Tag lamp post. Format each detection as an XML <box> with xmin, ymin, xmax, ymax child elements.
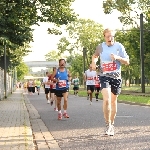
<box><xmin>4</xmin><ymin>43</ymin><xmax>7</xmax><ymax>98</ymax></box>
<box><xmin>140</xmin><ymin>13</ymin><xmax>145</xmax><ymax>93</ymax></box>
<box><xmin>83</xmin><ymin>48</ymin><xmax>86</xmax><ymax>89</ymax></box>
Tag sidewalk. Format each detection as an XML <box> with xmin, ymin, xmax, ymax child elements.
<box><xmin>0</xmin><ymin>89</ymin><xmax>34</xmax><ymax>150</ymax></box>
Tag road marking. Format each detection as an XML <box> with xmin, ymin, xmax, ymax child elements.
<box><xmin>116</xmin><ymin>116</ymin><xmax>133</xmax><ymax>118</ymax></box>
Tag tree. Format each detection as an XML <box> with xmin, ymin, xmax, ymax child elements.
<box><xmin>0</xmin><ymin>0</ymin><xmax>77</xmax><ymax>69</ymax></box>
<box><xmin>45</xmin><ymin>50</ymin><xmax>61</xmax><ymax>61</ymax></box>
<box><xmin>102</xmin><ymin>0</ymin><xmax>150</xmax><ymax>26</ymax></box>
<box><xmin>57</xmin><ymin>18</ymin><xmax>104</xmax><ymax>69</ymax></box>
<box><xmin>66</xmin><ymin>54</ymin><xmax>84</xmax><ymax>84</ymax></box>
<box><xmin>16</xmin><ymin>62</ymin><xmax>29</xmax><ymax>81</ymax></box>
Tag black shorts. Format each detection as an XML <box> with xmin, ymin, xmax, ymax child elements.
<box><xmin>28</xmin><ymin>87</ymin><xmax>32</xmax><ymax>92</ymax></box>
<box><xmin>100</xmin><ymin>76</ymin><xmax>122</xmax><ymax>95</ymax></box>
<box><xmin>50</xmin><ymin>89</ymin><xmax>56</xmax><ymax>93</ymax></box>
<box><xmin>95</xmin><ymin>87</ymin><xmax>100</xmax><ymax>92</ymax></box>
<box><xmin>45</xmin><ymin>88</ymin><xmax>50</xmax><ymax>94</ymax></box>
<box><xmin>32</xmin><ymin>87</ymin><xmax>35</xmax><ymax>93</ymax></box>
<box><xmin>87</xmin><ymin>85</ymin><xmax>95</xmax><ymax>93</ymax></box>
<box><xmin>73</xmin><ymin>87</ymin><xmax>79</xmax><ymax>90</ymax></box>
<box><xmin>55</xmin><ymin>89</ymin><xmax>67</xmax><ymax>97</ymax></box>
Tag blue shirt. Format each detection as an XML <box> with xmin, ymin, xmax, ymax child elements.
<box><xmin>99</xmin><ymin>42</ymin><xmax>129</xmax><ymax>78</ymax></box>
<box><xmin>55</xmin><ymin>68</ymin><xmax>69</xmax><ymax>90</ymax></box>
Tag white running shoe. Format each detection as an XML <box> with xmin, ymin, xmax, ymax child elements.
<box><xmin>105</xmin><ymin>125</ymin><xmax>114</xmax><ymax>136</ymax></box>
<box><xmin>47</xmin><ymin>100</ymin><xmax>50</xmax><ymax>104</ymax></box>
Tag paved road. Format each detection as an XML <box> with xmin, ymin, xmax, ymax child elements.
<box><xmin>26</xmin><ymin>91</ymin><xmax>150</xmax><ymax>150</ymax></box>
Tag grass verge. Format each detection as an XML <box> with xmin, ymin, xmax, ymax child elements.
<box><xmin>69</xmin><ymin>90</ymin><xmax>150</xmax><ymax>105</ymax></box>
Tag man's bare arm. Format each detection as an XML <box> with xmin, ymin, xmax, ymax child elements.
<box><xmin>51</xmin><ymin>70</ymin><xmax>57</xmax><ymax>82</ymax></box>
<box><xmin>68</xmin><ymin>70</ymin><xmax>72</xmax><ymax>81</ymax></box>
<box><xmin>92</xmin><ymin>45</ymin><xmax>100</xmax><ymax>69</ymax></box>
<box><xmin>83</xmin><ymin>73</ymin><xmax>87</xmax><ymax>82</ymax></box>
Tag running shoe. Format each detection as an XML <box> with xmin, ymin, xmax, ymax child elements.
<box><xmin>63</xmin><ymin>113</ymin><xmax>69</xmax><ymax>118</ymax></box>
<box><xmin>58</xmin><ymin>113</ymin><xmax>62</xmax><ymax>120</ymax></box>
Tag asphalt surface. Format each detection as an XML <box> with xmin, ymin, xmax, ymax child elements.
<box><xmin>26</xmin><ymin>90</ymin><xmax>150</xmax><ymax>150</ymax></box>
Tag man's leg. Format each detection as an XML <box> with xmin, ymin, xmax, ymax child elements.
<box><xmin>63</xmin><ymin>91</ymin><xmax>69</xmax><ymax>118</ymax></box>
<box><xmin>76</xmin><ymin>88</ymin><xmax>79</xmax><ymax>96</ymax></box>
<box><xmin>73</xmin><ymin>87</ymin><xmax>76</xmax><ymax>95</ymax></box>
<box><xmin>54</xmin><ymin>93</ymin><xmax>58</xmax><ymax>111</ymax></box>
<box><xmin>87</xmin><ymin>85</ymin><xmax>90</xmax><ymax>100</ymax></box>
<box><xmin>90</xmin><ymin>86</ymin><xmax>95</xmax><ymax>104</ymax></box>
<box><xmin>89</xmin><ymin>86</ymin><xmax>93</xmax><ymax>104</ymax></box>
<box><xmin>110</xmin><ymin>93</ymin><xmax>118</xmax><ymax>125</ymax></box>
<box><xmin>101</xmin><ymin>87</ymin><xmax>111</xmax><ymax>126</ymax></box>
<box><xmin>50</xmin><ymin>92</ymin><xmax>55</xmax><ymax>106</ymax></box>
<box><xmin>57</xmin><ymin>96</ymin><xmax>62</xmax><ymax>120</ymax></box>
<box><xmin>45</xmin><ymin>88</ymin><xmax>50</xmax><ymax>103</ymax></box>
<box><xmin>95</xmin><ymin>88</ymin><xmax>99</xmax><ymax>101</ymax></box>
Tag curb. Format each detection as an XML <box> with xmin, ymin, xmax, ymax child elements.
<box><xmin>23</xmin><ymin>93</ymin><xmax>61</xmax><ymax>150</ymax></box>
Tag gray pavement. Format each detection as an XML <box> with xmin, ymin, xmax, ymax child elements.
<box><xmin>0</xmin><ymin>89</ymin><xmax>34</xmax><ymax>150</ymax></box>
<box><xmin>1</xmin><ymin>89</ymin><xmax>150</xmax><ymax>150</ymax></box>
<box><xmin>25</xmin><ymin>90</ymin><xmax>150</xmax><ymax>150</ymax></box>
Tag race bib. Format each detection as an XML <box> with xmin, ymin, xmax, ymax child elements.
<box><xmin>87</xmin><ymin>77</ymin><xmax>93</xmax><ymax>80</ymax></box>
<box><xmin>102</xmin><ymin>61</ymin><xmax>117</xmax><ymax>74</ymax></box>
<box><xmin>58</xmin><ymin>80</ymin><xmax>66</xmax><ymax>88</ymax></box>
<box><xmin>95</xmin><ymin>80</ymin><xmax>99</xmax><ymax>85</ymax></box>
<box><xmin>52</xmin><ymin>83</ymin><xmax>56</xmax><ymax>89</ymax></box>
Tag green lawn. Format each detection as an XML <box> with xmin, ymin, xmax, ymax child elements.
<box><xmin>79</xmin><ymin>84</ymin><xmax>150</xmax><ymax>93</ymax></box>
<box><xmin>69</xmin><ymin>89</ymin><xmax>150</xmax><ymax>105</ymax></box>
<box><xmin>121</xmin><ymin>85</ymin><xmax>150</xmax><ymax>93</ymax></box>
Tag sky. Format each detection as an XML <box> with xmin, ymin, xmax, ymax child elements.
<box><xmin>23</xmin><ymin>0</ymin><xmax>123</xmax><ymax>71</ymax></box>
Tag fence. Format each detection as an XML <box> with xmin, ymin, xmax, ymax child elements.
<box><xmin>0</xmin><ymin>67</ymin><xmax>16</xmax><ymax>100</ymax></box>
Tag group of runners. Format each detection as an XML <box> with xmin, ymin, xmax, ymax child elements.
<box><xmin>23</xmin><ymin>79</ymin><xmax>42</xmax><ymax>95</ymax></box>
<box><xmin>23</xmin><ymin>28</ymin><xmax>129</xmax><ymax>136</ymax></box>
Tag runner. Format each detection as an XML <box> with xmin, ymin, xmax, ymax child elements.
<box><xmin>92</xmin><ymin>28</ymin><xmax>129</xmax><ymax>136</ymax></box>
<box><xmin>72</xmin><ymin>76</ymin><xmax>79</xmax><ymax>96</ymax></box>
<box><xmin>49</xmin><ymin>67</ymin><xmax>58</xmax><ymax>111</ymax></box>
<box><xmin>84</xmin><ymin>64</ymin><xmax>97</xmax><ymax>105</ymax></box>
<box><xmin>23</xmin><ymin>81</ymin><xmax>28</xmax><ymax>93</ymax></box>
<box><xmin>32</xmin><ymin>80</ymin><xmax>36</xmax><ymax>94</ymax></box>
<box><xmin>43</xmin><ymin>72</ymin><xmax>51</xmax><ymax>104</ymax></box>
<box><xmin>35</xmin><ymin>79</ymin><xmax>41</xmax><ymax>95</ymax></box>
<box><xmin>94</xmin><ymin>74</ymin><xmax>100</xmax><ymax>101</ymax></box>
<box><xmin>27</xmin><ymin>79</ymin><xmax>34</xmax><ymax>95</ymax></box>
<box><xmin>34</xmin><ymin>79</ymin><xmax>37</xmax><ymax>93</ymax></box>
<box><xmin>51</xmin><ymin>59</ymin><xmax>71</xmax><ymax>120</ymax></box>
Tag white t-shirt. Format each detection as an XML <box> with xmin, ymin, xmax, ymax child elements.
<box><xmin>85</xmin><ymin>69</ymin><xmax>97</xmax><ymax>85</ymax></box>
<box><xmin>43</xmin><ymin>77</ymin><xmax>50</xmax><ymax>88</ymax></box>
<box><xmin>28</xmin><ymin>80</ymin><xmax>33</xmax><ymax>87</ymax></box>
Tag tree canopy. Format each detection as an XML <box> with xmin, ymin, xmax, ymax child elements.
<box><xmin>103</xmin><ymin>0</ymin><xmax>150</xmax><ymax>27</ymax></box>
<box><xmin>0</xmin><ymin>0</ymin><xmax>77</xmax><ymax>71</ymax></box>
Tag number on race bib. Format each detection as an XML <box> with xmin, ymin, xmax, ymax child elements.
<box><xmin>58</xmin><ymin>80</ymin><xmax>66</xmax><ymax>88</ymax></box>
<box><xmin>95</xmin><ymin>80</ymin><xmax>99</xmax><ymax>85</ymax></box>
<box><xmin>52</xmin><ymin>83</ymin><xmax>56</xmax><ymax>89</ymax></box>
<box><xmin>102</xmin><ymin>62</ymin><xmax>117</xmax><ymax>73</ymax></box>
<box><xmin>87</xmin><ymin>77</ymin><xmax>93</xmax><ymax>80</ymax></box>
